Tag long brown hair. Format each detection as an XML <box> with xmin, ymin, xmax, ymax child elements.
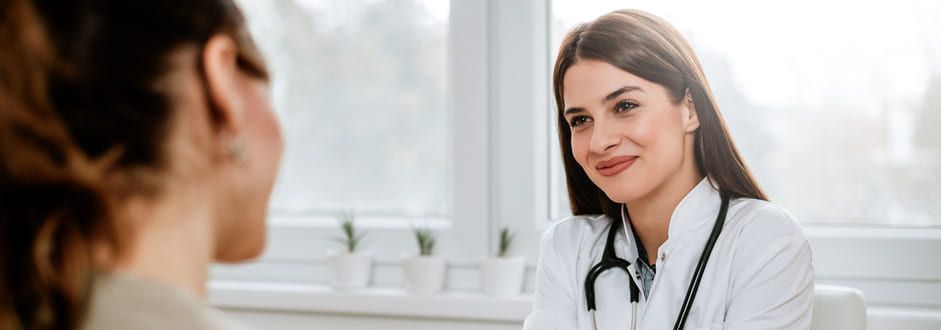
<box><xmin>553</xmin><ymin>9</ymin><xmax>767</xmax><ymax>220</ymax></box>
<box><xmin>0</xmin><ymin>0</ymin><xmax>268</xmax><ymax>329</ymax></box>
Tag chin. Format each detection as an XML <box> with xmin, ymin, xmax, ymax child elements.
<box><xmin>215</xmin><ymin>233</ymin><xmax>266</xmax><ymax>262</ymax></box>
<box><xmin>214</xmin><ymin>211</ymin><xmax>268</xmax><ymax>262</ymax></box>
<box><xmin>603</xmin><ymin>188</ymin><xmax>637</xmax><ymax>204</ymax></box>
<box><xmin>596</xmin><ymin>174</ymin><xmax>648</xmax><ymax>204</ymax></box>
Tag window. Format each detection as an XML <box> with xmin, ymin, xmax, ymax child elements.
<box><xmin>549</xmin><ymin>0</ymin><xmax>941</xmax><ymax>225</ymax></box>
<box><xmin>238</xmin><ymin>0</ymin><xmax>451</xmax><ymax>219</ymax></box>
<box><xmin>218</xmin><ymin>0</ymin><xmax>491</xmax><ymax>286</ymax></box>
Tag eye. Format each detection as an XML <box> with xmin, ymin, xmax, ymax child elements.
<box><xmin>568</xmin><ymin>115</ymin><xmax>591</xmax><ymax>128</ymax></box>
<box><xmin>614</xmin><ymin>100</ymin><xmax>638</xmax><ymax>113</ymax></box>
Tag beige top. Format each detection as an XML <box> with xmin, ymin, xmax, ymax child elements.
<box><xmin>83</xmin><ymin>272</ymin><xmax>251</xmax><ymax>330</ymax></box>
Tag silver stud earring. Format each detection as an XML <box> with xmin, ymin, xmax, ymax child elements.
<box><xmin>229</xmin><ymin>137</ymin><xmax>246</xmax><ymax>161</ymax></box>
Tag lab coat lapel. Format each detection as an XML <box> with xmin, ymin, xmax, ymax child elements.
<box><xmin>637</xmin><ymin>178</ymin><xmax>724</xmax><ymax>328</ymax></box>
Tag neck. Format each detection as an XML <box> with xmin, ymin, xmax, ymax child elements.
<box><xmin>106</xmin><ymin>186</ymin><xmax>216</xmax><ymax>299</ymax></box>
<box><xmin>626</xmin><ymin>166</ymin><xmax>702</xmax><ymax>264</ymax></box>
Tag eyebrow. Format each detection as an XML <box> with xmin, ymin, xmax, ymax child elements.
<box><xmin>563</xmin><ymin>85</ymin><xmax>644</xmax><ymax>116</ymax></box>
<box><xmin>603</xmin><ymin>85</ymin><xmax>643</xmax><ymax>103</ymax></box>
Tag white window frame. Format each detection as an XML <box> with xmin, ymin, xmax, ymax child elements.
<box><xmin>213</xmin><ymin>0</ymin><xmax>492</xmax><ymax>290</ymax></box>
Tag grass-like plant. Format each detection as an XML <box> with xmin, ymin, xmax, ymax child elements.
<box><xmin>331</xmin><ymin>211</ymin><xmax>366</xmax><ymax>253</ymax></box>
<box><xmin>412</xmin><ymin>227</ymin><xmax>436</xmax><ymax>256</ymax></box>
<box><xmin>496</xmin><ymin>227</ymin><xmax>515</xmax><ymax>257</ymax></box>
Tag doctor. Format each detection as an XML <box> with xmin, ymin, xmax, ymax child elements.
<box><xmin>524</xmin><ymin>9</ymin><xmax>815</xmax><ymax>330</ymax></box>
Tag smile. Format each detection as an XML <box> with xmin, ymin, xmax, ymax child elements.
<box><xmin>595</xmin><ymin>156</ymin><xmax>638</xmax><ymax>177</ymax></box>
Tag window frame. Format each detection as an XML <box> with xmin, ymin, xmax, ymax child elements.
<box><xmin>213</xmin><ymin>0</ymin><xmax>492</xmax><ymax>288</ymax></box>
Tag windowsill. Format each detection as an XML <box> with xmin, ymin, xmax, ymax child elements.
<box><xmin>208</xmin><ymin>281</ymin><xmax>941</xmax><ymax>327</ymax></box>
<box><xmin>208</xmin><ymin>226</ymin><xmax>940</xmax><ymax>323</ymax></box>
<box><xmin>207</xmin><ymin>281</ymin><xmax>533</xmax><ymax>322</ymax></box>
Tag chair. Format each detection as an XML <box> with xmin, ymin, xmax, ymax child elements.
<box><xmin>811</xmin><ymin>285</ymin><xmax>867</xmax><ymax>330</ymax></box>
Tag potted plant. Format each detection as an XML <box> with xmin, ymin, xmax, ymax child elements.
<box><xmin>401</xmin><ymin>227</ymin><xmax>446</xmax><ymax>294</ymax></box>
<box><xmin>480</xmin><ymin>227</ymin><xmax>526</xmax><ymax>296</ymax></box>
<box><xmin>326</xmin><ymin>211</ymin><xmax>372</xmax><ymax>290</ymax></box>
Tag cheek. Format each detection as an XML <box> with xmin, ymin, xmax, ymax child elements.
<box><xmin>243</xmin><ymin>84</ymin><xmax>282</xmax><ymax>221</ymax></box>
<box><xmin>570</xmin><ymin>132</ymin><xmax>591</xmax><ymax>169</ymax></box>
<box><xmin>214</xmin><ymin>82</ymin><xmax>280</xmax><ymax>262</ymax></box>
<box><xmin>636</xmin><ymin>109</ymin><xmax>686</xmax><ymax>164</ymax></box>
<box><xmin>245</xmin><ymin>83</ymin><xmax>284</xmax><ymax>163</ymax></box>
<box><xmin>621</xmin><ymin>114</ymin><xmax>658</xmax><ymax>148</ymax></box>
<box><xmin>256</xmin><ymin>107</ymin><xmax>283</xmax><ymax>158</ymax></box>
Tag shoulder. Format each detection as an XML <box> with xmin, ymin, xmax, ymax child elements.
<box><xmin>541</xmin><ymin>214</ymin><xmax>608</xmax><ymax>244</ymax></box>
<box><xmin>84</xmin><ymin>272</ymin><xmax>253</xmax><ymax>330</ymax></box>
<box><xmin>723</xmin><ymin>198</ymin><xmax>812</xmax><ymax>266</ymax></box>
<box><xmin>726</xmin><ymin>198</ymin><xmax>806</xmax><ymax>241</ymax></box>
<box><xmin>537</xmin><ymin>214</ymin><xmax>611</xmax><ymax>258</ymax></box>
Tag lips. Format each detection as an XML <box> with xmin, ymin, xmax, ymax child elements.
<box><xmin>595</xmin><ymin>155</ymin><xmax>638</xmax><ymax>177</ymax></box>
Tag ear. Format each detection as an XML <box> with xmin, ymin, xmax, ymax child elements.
<box><xmin>682</xmin><ymin>89</ymin><xmax>700</xmax><ymax>133</ymax></box>
<box><xmin>201</xmin><ymin>34</ymin><xmax>244</xmax><ymax>132</ymax></box>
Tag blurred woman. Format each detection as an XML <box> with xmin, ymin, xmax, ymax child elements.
<box><xmin>0</xmin><ymin>0</ymin><xmax>283</xmax><ymax>329</ymax></box>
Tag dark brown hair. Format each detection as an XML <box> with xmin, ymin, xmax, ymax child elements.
<box><xmin>0</xmin><ymin>0</ymin><xmax>268</xmax><ymax>329</ymax></box>
<box><xmin>553</xmin><ymin>9</ymin><xmax>767</xmax><ymax>220</ymax></box>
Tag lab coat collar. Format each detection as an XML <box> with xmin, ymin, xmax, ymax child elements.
<box><xmin>620</xmin><ymin>178</ymin><xmax>721</xmax><ymax>257</ymax></box>
<box><xmin>666</xmin><ymin>177</ymin><xmax>722</xmax><ymax>240</ymax></box>
<box><xmin>615</xmin><ymin>215</ymin><xmax>639</xmax><ymax>263</ymax></box>
<box><xmin>612</xmin><ymin>220</ymin><xmax>643</xmax><ymax>299</ymax></box>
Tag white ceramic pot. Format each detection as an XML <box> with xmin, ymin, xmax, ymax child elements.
<box><xmin>401</xmin><ymin>255</ymin><xmax>447</xmax><ymax>294</ymax></box>
<box><xmin>327</xmin><ymin>251</ymin><xmax>373</xmax><ymax>290</ymax></box>
<box><xmin>481</xmin><ymin>256</ymin><xmax>526</xmax><ymax>296</ymax></box>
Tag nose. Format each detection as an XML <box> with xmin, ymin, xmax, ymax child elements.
<box><xmin>588</xmin><ymin>116</ymin><xmax>620</xmax><ymax>154</ymax></box>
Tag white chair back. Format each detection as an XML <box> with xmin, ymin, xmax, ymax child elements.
<box><xmin>811</xmin><ymin>285</ymin><xmax>867</xmax><ymax>330</ymax></box>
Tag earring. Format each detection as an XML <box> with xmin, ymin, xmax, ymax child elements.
<box><xmin>228</xmin><ymin>135</ymin><xmax>246</xmax><ymax>161</ymax></box>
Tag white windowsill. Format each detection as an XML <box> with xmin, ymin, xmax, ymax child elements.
<box><xmin>208</xmin><ymin>226</ymin><xmax>939</xmax><ymax>324</ymax></box>
<box><xmin>207</xmin><ymin>281</ymin><xmax>533</xmax><ymax>322</ymax></box>
<box><xmin>208</xmin><ymin>281</ymin><xmax>941</xmax><ymax>328</ymax></box>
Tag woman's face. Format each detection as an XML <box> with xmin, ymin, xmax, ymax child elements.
<box><xmin>562</xmin><ymin>60</ymin><xmax>698</xmax><ymax>203</ymax></box>
<box><xmin>165</xmin><ymin>38</ymin><xmax>284</xmax><ymax>262</ymax></box>
<box><xmin>214</xmin><ymin>73</ymin><xmax>283</xmax><ymax>261</ymax></box>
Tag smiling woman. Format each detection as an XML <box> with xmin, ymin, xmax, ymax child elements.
<box><xmin>525</xmin><ymin>9</ymin><xmax>814</xmax><ymax>329</ymax></box>
<box><xmin>562</xmin><ymin>62</ymin><xmax>704</xmax><ymax>204</ymax></box>
<box><xmin>553</xmin><ymin>10</ymin><xmax>766</xmax><ymax>219</ymax></box>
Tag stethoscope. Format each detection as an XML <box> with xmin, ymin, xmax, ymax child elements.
<box><xmin>585</xmin><ymin>192</ymin><xmax>731</xmax><ymax>330</ymax></box>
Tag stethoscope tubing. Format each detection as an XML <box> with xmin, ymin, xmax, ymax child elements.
<box><xmin>586</xmin><ymin>192</ymin><xmax>731</xmax><ymax>330</ymax></box>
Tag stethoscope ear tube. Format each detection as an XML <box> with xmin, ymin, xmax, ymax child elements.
<box><xmin>673</xmin><ymin>192</ymin><xmax>731</xmax><ymax>330</ymax></box>
<box><xmin>584</xmin><ymin>191</ymin><xmax>732</xmax><ymax>330</ymax></box>
<box><xmin>585</xmin><ymin>214</ymin><xmax>629</xmax><ymax>312</ymax></box>
<box><xmin>585</xmin><ymin>208</ymin><xmax>643</xmax><ymax>329</ymax></box>
<box><xmin>584</xmin><ymin>262</ymin><xmax>606</xmax><ymax>311</ymax></box>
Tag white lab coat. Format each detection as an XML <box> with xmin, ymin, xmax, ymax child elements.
<box><xmin>524</xmin><ymin>179</ymin><xmax>815</xmax><ymax>329</ymax></box>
